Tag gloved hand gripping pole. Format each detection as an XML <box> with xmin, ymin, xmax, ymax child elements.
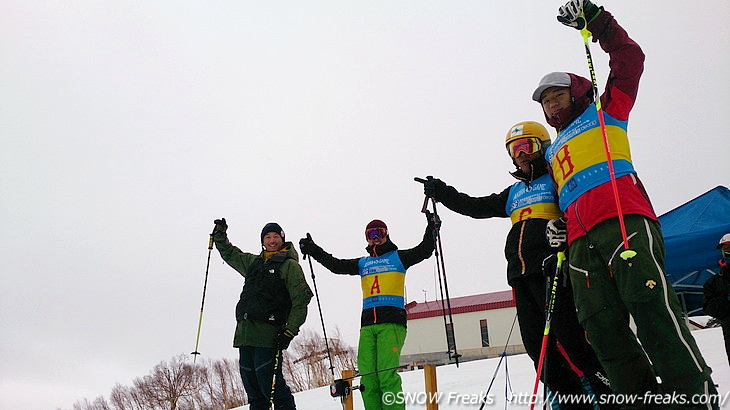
<box><xmin>415</xmin><ymin>176</ymin><xmax>462</xmax><ymax>367</ymax></box>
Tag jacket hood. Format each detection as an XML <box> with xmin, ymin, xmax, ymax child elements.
<box><xmin>543</xmin><ymin>73</ymin><xmax>594</xmax><ymax>130</ymax></box>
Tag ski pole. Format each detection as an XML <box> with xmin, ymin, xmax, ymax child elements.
<box><xmin>541</xmin><ymin>275</ymin><xmax>553</xmax><ymax>410</ymax></box>
<box><xmin>578</xmin><ymin>18</ymin><xmax>636</xmax><ymax>261</ymax></box>
<box><xmin>416</xmin><ymin>179</ymin><xmax>452</xmax><ymax>363</ymax></box>
<box><xmin>344</xmin><ymin>364</ymin><xmax>409</xmax><ymax>380</ymax></box>
<box><xmin>303</xmin><ymin>233</ymin><xmax>336</xmax><ymax>381</ymax></box>
<box><xmin>415</xmin><ymin>176</ymin><xmax>462</xmax><ymax>367</ymax></box>
<box><xmin>269</xmin><ymin>349</ymin><xmax>281</xmax><ymax>410</ymax></box>
<box><xmin>330</xmin><ymin>364</ymin><xmax>410</xmax><ymax>399</ymax></box>
<box><xmin>431</xmin><ymin>196</ymin><xmax>462</xmax><ymax>367</ymax></box>
<box><xmin>529</xmin><ymin>252</ymin><xmax>565</xmax><ymax>410</ymax></box>
<box><xmin>191</xmin><ymin>226</ymin><xmax>216</xmax><ymax>363</ymax></box>
<box><xmin>434</xmin><ymin>261</ymin><xmax>453</xmax><ymax>362</ymax></box>
<box><xmin>478</xmin><ymin>313</ymin><xmax>518</xmax><ymax>410</ymax></box>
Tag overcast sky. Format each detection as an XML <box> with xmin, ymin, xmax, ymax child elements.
<box><xmin>1</xmin><ymin>1</ymin><xmax>729</xmax><ymax>409</ymax></box>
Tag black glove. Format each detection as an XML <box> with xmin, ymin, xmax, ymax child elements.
<box><xmin>426</xmin><ymin>210</ymin><xmax>441</xmax><ymax>231</ymax></box>
<box><xmin>546</xmin><ymin>217</ymin><xmax>567</xmax><ymax>251</ymax></box>
<box><xmin>213</xmin><ymin>218</ymin><xmax>228</xmax><ymax>233</ymax></box>
<box><xmin>557</xmin><ymin>0</ymin><xmax>600</xmax><ymax>30</ymax></box>
<box><xmin>299</xmin><ymin>233</ymin><xmax>317</xmax><ymax>257</ymax></box>
<box><xmin>276</xmin><ymin>328</ymin><xmax>295</xmax><ymax>350</ymax></box>
<box><xmin>422</xmin><ymin>177</ymin><xmax>446</xmax><ymax>200</ymax></box>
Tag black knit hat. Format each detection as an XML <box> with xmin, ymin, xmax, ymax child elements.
<box><xmin>261</xmin><ymin>222</ymin><xmax>285</xmax><ymax>244</ymax></box>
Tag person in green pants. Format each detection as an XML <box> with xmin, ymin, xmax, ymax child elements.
<box><xmin>534</xmin><ymin>0</ymin><xmax>717</xmax><ymax>407</ymax></box>
<box><xmin>299</xmin><ymin>214</ymin><xmax>436</xmax><ymax>410</ymax></box>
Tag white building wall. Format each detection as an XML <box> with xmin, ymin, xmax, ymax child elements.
<box><xmin>402</xmin><ymin>315</ymin><xmax>449</xmax><ymax>355</ymax></box>
<box><xmin>402</xmin><ymin>306</ymin><xmax>523</xmax><ymax>356</ymax></box>
<box><xmin>453</xmin><ymin>308</ymin><xmax>522</xmax><ymax>350</ymax></box>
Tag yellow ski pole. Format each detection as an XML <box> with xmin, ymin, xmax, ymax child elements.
<box><xmin>191</xmin><ymin>227</ymin><xmax>216</xmax><ymax>363</ymax></box>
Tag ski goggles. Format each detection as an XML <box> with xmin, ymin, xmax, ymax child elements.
<box><xmin>366</xmin><ymin>227</ymin><xmax>387</xmax><ymax>240</ymax></box>
<box><xmin>507</xmin><ymin>137</ymin><xmax>542</xmax><ymax>158</ymax></box>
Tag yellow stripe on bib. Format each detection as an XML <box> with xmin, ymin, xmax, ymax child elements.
<box><xmin>509</xmin><ymin>201</ymin><xmax>563</xmax><ymax>224</ymax></box>
<box><xmin>360</xmin><ymin>271</ymin><xmax>405</xmax><ymax>299</ymax></box>
<box><xmin>551</xmin><ymin>125</ymin><xmax>631</xmax><ymax>188</ymax></box>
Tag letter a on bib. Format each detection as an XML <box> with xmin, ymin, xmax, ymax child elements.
<box><xmin>370</xmin><ymin>275</ymin><xmax>381</xmax><ymax>295</ymax></box>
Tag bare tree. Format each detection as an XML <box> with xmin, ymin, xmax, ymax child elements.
<box><xmin>329</xmin><ymin>328</ymin><xmax>357</xmax><ymax>375</ymax></box>
<box><xmin>289</xmin><ymin>329</ymin><xmax>326</xmax><ymax>389</ymax></box>
<box><xmin>72</xmin><ymin>398</ymin><xmax>93</xmax><ymax>410</ymax></box>
<box><xmin>187</xmin><ymin>357</ymin><xmax>246</xmax><ymax>409</ymax></box>
<box><xmin>186</xmin><ymin>360</ymin><xmax>214</xmax><ymax>409</ymax></box>
<box><xmin>109</xmin><ymin>383</ymin><xmax>147</xmax><ymax>410</ymax></box>
<box><xmin>127</xmin><ymin>384</ymin><xmax>150</xmax><ymax>409</ymax></box>
<box><xmin>66</xmin><ymin>328</ymin><xmax>356</xmax><ymax>409</ymax></box>
<box><xmin>133</xmin><ymin>354</ymin><xmax>204</xmax><ymax>410</ymax></box>
<box><xmin>285</xmin><ymin>327</ymin><xmax>357</xmax><ymax>390</ymax></box>
<box><xmin>93</xmin><ymin>396</ymin><xmax>112</xmax><ymax>410</ymax></box>
<box><xmin>211</xmin><ymin>357</ymin><xmax>245</xmax><ymax>408</ymax></box>
<box><xmin>72</xmin><ymin>395</ymin><xmax>110</xmax><ymax>410</ymax></box>
<box><xmin>109</xmin><ymin>384</ymin><xmax>130</xmax><ymax>410</ymax></box>
<box><xmin>281</xmin><ymin>350</ymin><xmax>308</xmax><ymax>393</ymax></box>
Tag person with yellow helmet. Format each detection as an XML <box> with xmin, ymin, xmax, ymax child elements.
<box><xmin>419</xmin><ymin>121</ymin><xmax>613</xmax><ymax>408</ymax></box>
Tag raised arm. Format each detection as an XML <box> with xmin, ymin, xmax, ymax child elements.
<box><xmin>398</xmin><ymin>213</ymin><xmax>437</xmax><ymax>269</ymax></box>
<box><xmin>422</xmin><ymin>177</ymin><xmax>510</xmax><ymax>219</ymax></box>
<box><xmin>593</xmin><ymin>9</ymin><xmax>644</xmax><ymax>121</ymax></box>
<box><xmin>298</xmin><ymin>234</ymin><xmax>360</xmax><ymax>275</ymax></box>
<box><xmin>213</xmin><ymin>229</ymin><xmax>257</xmax><ymax>276</ymax></box>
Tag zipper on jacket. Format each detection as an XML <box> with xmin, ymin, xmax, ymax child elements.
<box><xmin>371</xmin><ymin>245</ymin><xmax>379</xmax><ymax>324</ymax></box>
<box><xmin>517</xmin><ymin>222</ymin><xmax>527</xmax><ymax>275</ymax></box>
<box><xmin>575</xmin><ymin>200</ymin><xmax>589</xmax><ymax>238</ymax></box>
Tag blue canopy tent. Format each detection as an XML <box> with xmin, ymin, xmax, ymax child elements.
<box><xmin>658</xmin><ymin>185</ymin><xmax>730</xmax><ymax>317</ymax></box>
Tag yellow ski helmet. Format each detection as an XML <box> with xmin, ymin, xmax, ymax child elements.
<box><xmin>505</xmin><ymin>121</ymin><xmax>551</xmax><ymax>157</ymax></box>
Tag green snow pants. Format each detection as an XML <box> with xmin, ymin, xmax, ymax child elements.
<box><xmin>357</xmin><ymin>323</ymin><xmax>406</xmax><ymax>410</ymax></box>
<box><xmin>568</xmin><ymin>215</ymin><xmax>718</xmax><ymax>409</ymax></box>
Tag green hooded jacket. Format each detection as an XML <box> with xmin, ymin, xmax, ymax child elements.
<box><xmin>214</xmin><ymin>232</ymin><xmax>313</xmax><ymax>348</ymax></box>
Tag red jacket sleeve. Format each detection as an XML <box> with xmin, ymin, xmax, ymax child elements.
<box><xmin>589</xmin><ymin>9</ymin><xmax>645</xmax><ymax>121</ymax></box>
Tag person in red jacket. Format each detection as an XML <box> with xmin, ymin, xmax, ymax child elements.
<box><xmin>532</xmin><ymin>0</ymin><xmax>717</xmax><ymax>407</ymax></box>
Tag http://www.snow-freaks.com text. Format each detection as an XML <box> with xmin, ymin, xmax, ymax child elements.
<box><xmin>381</xmin><ymin>390</ymin><xmax>729</xmax><ymax>407</ymax></box>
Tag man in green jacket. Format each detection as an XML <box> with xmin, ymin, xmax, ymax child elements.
<box><xmin>213</xmin><ymin>219</ymin><xmax>313</xmax><ymax>410</ymax></box>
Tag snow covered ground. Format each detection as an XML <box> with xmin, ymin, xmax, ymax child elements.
<box><xmin>237</xmin><ymin>327</ymin><xmax>729</xmax><ymax>409</ymax></box>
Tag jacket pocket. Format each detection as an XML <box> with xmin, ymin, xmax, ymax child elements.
<box><xmin>610</xmin><ymin>253</ymin><xmax>664</xmax><ymax>304</ymax></box>
<box><xmin>568</xmin><ymin>261</ymin><xmax>607</xmax><ymax>323</ymax></box>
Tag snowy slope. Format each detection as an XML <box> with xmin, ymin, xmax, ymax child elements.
<box><xmin>236</xmin><ymin>327</ymin><xmax>729</xmax><ymax>409</ymax></box>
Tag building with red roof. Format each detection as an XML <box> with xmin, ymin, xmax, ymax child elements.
<box><xmin>400</xmin><ymin>290</ymin><xmax>526</xmax><ymax>366</ymax></box>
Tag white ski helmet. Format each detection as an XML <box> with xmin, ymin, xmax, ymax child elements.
<box><xmin>717</xmin><ymin>233</ymin><xmax>730</xmax><ymax>249</ymax></box>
